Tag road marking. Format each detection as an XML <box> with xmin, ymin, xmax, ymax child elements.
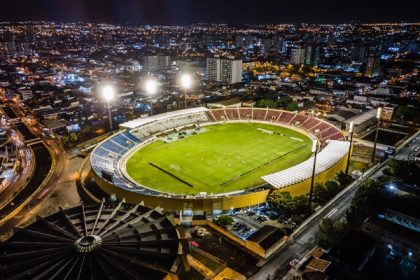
<box><xmin>324</xmin><ymin>208</ymin><xmax>338</xmax><ymax>219</ymax></box>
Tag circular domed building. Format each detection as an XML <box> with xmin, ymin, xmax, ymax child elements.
<box><xmin>0</xmin><ymin>200</ymin><xmax>187</xmax><ymax>280</ymax></box>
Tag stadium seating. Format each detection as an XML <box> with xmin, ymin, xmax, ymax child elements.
<box><xmin>262</xmin><ymin>140</ymin><xmax>350</xmax><ymax>189</ymax></box>
<box><xmin>224</xmin><ymin>108</ymin><xmax>239</xmax><ymax>120</ymax></box>
<box><xmin>238</xmin><ymin>108</ymin><xmax>252</xmax><ymax>119</ymax></box>
<box><xmin>91</xmin><ymin>107</ymin><xmax>346</xmax><ymax>196</ymax></box>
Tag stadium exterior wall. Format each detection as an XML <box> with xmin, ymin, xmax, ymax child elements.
<box><xmin>91</xmin><ymin>170</ymin><xmax>270</xmax><ymax>211</ymax></box>
<box><xmin>92</xmin><ymin>149</ymin><xmax>348</xmax><ymax>211</ymax></box>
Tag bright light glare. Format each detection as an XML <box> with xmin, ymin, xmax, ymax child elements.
<box><xmin>144</xmin><ymin>79</ymin><xmax>158</xmax><ymax>95</ymax></box>
<box><xmin>377</xmin><ymin>107</ymin><xmax>382</xmax><ymax>119</ymax></box>
<box><xmin>349</xmin><ymin>121</ymin><xmax>354</xmax><ymax>133</ymax></box>
<box><xmin>312</xmin><ymin>140</ymin><xmax>318</xmax><ymax>153</ymax></box>
<box><xmin>102</xmin><ymin>85</ymin><xmax>115</xmax><ymax>102</ymax></box>
<box><xmin>180</xmin><ymin>73</ymin><xmax>192</xmax><ymax>89</ymax></box>
<box><xmin>387</xmin><ymin>183</ymin><xmax>396</xmax><ymax>191</ymax></box>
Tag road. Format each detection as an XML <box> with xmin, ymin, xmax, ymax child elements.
<box><xmin>0</xmin><ymin>137</ymin><xmax>33</xmax><ymax>209</ymax></box>
<box><xmin>0</xmin><ymin>100</ymin><xmax>68</xmax><ymax>238</ymax></box>
<box><xmin>250</xmin><ymin>135</ymin><xmax>419</xmax><ymax>280</ymax></box>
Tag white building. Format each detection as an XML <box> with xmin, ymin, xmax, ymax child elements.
<box><xmin>206</xmin><ymin>57</ymin><xmax>242</xmax><ymax>84</ymax></box>
<box><xmin>290</xmin><ymin>47</ymin><xmax>306</xmax><ymax>65</ymax></box>
<box><xmin>144</xmin><ymin>55</ymin><xmax>170</xmax><ymax>72</ymax></box>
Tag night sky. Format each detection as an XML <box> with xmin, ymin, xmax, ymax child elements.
<box><xmin>2</xmin><ymin>0</ymin><xmax>419</xmax><ymax>24</ymax></box>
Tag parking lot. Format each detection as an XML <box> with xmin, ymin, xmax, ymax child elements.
<box><xmin>221</xmin><ymin>206</ymin><xmax>301</xmax><ymax>239</ymax></box>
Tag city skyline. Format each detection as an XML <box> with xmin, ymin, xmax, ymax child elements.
<box><xmin>0</xmin><ymin>4</ymin><xmax>419</xmax><ymax>279</ymax></box>
<box><xmin>1</xmin><ymin>0</ymin><xmax>419</xmax><ymax>24</ymax></box>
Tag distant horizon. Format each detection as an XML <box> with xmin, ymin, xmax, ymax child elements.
<box><xmin>1</xmin><ymin>0</ymin><xmax>418</xmax><ymax>25</ymax></box>
<box><xmin>1</xmin><ymin>21</ymin><xmax>419</xmax><ymax>26</ymax></box>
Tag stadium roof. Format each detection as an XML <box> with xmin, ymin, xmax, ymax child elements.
<box><xmin>262</xmin><ymin>140</ymin><xmax>350</xmax><ymax>189</ymax></box>
<box><xmin>0</xmin><ymin>201</ymin><xmax>186</xmax><ymax>280</ymax></box>
<box><xmin>344</xmin><ymin>109</ymin><xmax>377</xmax><ymax>125</ymax></box>
<box><xmin>120</xmin><ymin>107</ymin><xmax>209</xmax><ymax>129</ymax></box>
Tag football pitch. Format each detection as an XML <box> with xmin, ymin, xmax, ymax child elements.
<box><xmin>125</xmin><ymin>123</ymin><xmax>313</xmax><ymax>195</ymax></box>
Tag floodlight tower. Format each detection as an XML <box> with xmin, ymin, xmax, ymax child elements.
<box><xmin>371</xmin><ymin>107</ymin><xmax>382</xmax><ymax>163</ymax></box>
<box><xmin>345</xmin><ymin>121</ymin><xmax>354</xmax><ymax>175</ymax></box>
<box><xmin>180</xmin><ymin>73</ymin><xmax>192</xmax><ymax>109</ymax></box>
<box><xmin>144</xmin><ymin>79</ymin><xmax>158</xmax><ymax>116</ymax></box>
<box><xmin>101</xmin><ymin>84</ymin><xmax>116</xmax><ymax>132</ymax></box>
<box><xmin>309</xmin><ymin>139</ymin><xmax>319</xmax><ymax>210</ymax></box>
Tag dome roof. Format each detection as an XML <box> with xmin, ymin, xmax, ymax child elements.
<box><xmin>0</xmin><ymin>200</ymin><xmax>186</xmax><ymax>280</ymax></box>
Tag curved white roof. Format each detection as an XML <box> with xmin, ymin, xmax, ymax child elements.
<box><xmin>262</xmin><ymin>140</ymin><xmax>350</xmax><ymax>189</ymax></box>
<box><xmin>120</xmin><ymin>107</ymin><xmax>209</xmax><ymax>129</ymax></box>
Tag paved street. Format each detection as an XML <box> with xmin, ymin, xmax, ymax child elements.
<box><xmin>250</xmin><ymin>135</ymin><xmax>419</xmax><ymax>280</ymax></box>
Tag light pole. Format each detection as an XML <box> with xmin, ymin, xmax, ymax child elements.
<box><xmin>180</xmin><ymin>73</ymin><xmax>192</xmax><ymax>109</ymax></box>
<box><xmin>144</xmin><ymin>79</ymin><xmax>158</xmax><ymax>116</ymax></box>
<box><xmin>345</xmin><ymin>121</ymin><xmax>354</xmax><ymax>175</ymax></box>
<box><xmin>101</xmin><ymin>84</ymin><xmax>116</xmax><ymax>132</ymax></box>
<box><xmin>309</xmin><ymin>139</ymin><xmax>318</xmax><ymax>210</ymax></box>
<box><xmin>371</xmin><ymin>107</ymin><xmax>382</xmax><ymax>163</ymax></box>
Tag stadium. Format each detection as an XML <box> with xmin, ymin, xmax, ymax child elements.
<box><xmin>88</xmin><ymin>107</ymin><xmax>350</xmax><ymax>214</ymax></box>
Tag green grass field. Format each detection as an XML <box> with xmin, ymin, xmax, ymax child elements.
<box><xmin>126</xmin><ymin>123</ymin><xmax>313</xmax><ymax>194</ymax></box>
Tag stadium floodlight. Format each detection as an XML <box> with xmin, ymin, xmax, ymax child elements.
<box><xmin>309</xmin><ymin>139</ymin><xmax>319</xmax><ymax>209</ymax></box>
<box><xmin>144</xmin><ymin>79</ymin><xmax>158</xmax><ymax>95</ymax></box>
<box><xmin>345</xmin><ymin>121</ymin><xmax>354</xmax><ymax>175</ymax></box>
<box><xmin>312</xmin><ymin>139</ymin><xmax>318</xmax><ymax>153</ymax></box>
<box><xmin>180</xmin><ymin>73</ymin><xmax>192</xmax><ymax>109</ymax></box>
<box><xmin>371</xmin><ymin>107</ymin><xmax>382</xmax><ymax>163</ymax></box>
<box><xmin>376</xmin><ymin>107</ymin><xmax>382</xmax><ymax>119</ymax></box>
<box><xmin>144</xmin><ymin>78</ymin><xmax>158</xmax><ymax>115</ymax></box>
<box><xmin>101</xmin><ymin>84</ymin><xmax>116</xmax><ymax>132</ymax></box>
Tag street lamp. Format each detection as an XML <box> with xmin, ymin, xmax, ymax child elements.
<box><xmin>371</xmin><ymin>107</ymin><xmax>382</xmax><ymax>163</ymax></box>
<box><xmin>101</xmin><ymin>84</ymin><xmax>116</xmax><ymax>132</ymax></box>
<box><xmin>309</xmin><ymin>139</ymin><xmax>318</xmax><ymax>210</ymax></box>
<box><xmin>345</xmin><ymin>121</ymin><xmax>354</xmax><ymax>175</ymax></box>
<box><xmin>144</xmin><ymin>79</ymin><xmax>158</xmax><ymax>116</ymax></box>
<box><xmin>180</xmin><ymin>73</ymin><xmax>192</xmax><ymax>109</ymax></box>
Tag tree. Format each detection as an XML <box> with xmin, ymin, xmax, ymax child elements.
<box><xmin>313</xmin><ymin>183</ymin><xmax>330</xmax><ymax>203</ymax></box>
<box><xmin>396</xmin><ymin>105</ymin><xmax>420</xmax><ymax>123</ymax></box>
<box><xmin>381</xmin><ymin>159</ymin><xmax>420</xmax><ymax>185</ymax></box>
<box><xmin>336</xmin><ymin>171</ymin><xmax>354</xmax><ymax>187</ymax></box>
<box><xmin>286</xmin><ymin>101</ymin><xmax>299</xmax><ymax>112</ymax></box>
<box><xmin>267</xmin><ymin>191</ymin><xmax>294</xmax><ymax>214</ymax></box>
<box><xmin>216</xmin><ymin>215</ymin><xmax>234</xmax><ymax>227</ymax></box>
<box><xmin>325</xmin><ymin>180</ymin><xmax>340</xmax><ymax>197</ymax></box>
<box><xmin>317</xmin><ymin>218</ymin><xmax>347</xmax><ymax>247</ymax></box>
<box><xmin>278</xmin><ymin>95</ymin><xmax>292</xmax><ymax>107</ymax></box>
<box><xmin>346</xmin><ymin>179</ymin><xmax>383</xmax><ymax>228</ymax></box>
<box><xmin>69</xmin><ymin>132</ymin><xmax>78</xmax><ymax>143</ymax></box>
<box><xmin>61</xmin><ymin>136</ymin><xmax>69</xmax><ymax>145</ymax></box>
<box><xmin>256</xmin><ymin>99</ymin><xmax>278</xmax><ymax>108</ymax></box>
<box><xmin>292</xmin><ymin>195</ymin><xmax>311</xmax><ymax>215</ymax></box>
<box><xmin>304</xmin><ymin>101</ymin><xmax>316</xmax><ymax>110</ymax></box>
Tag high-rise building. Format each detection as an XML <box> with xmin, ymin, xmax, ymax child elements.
<box><xmin>262</xmin><ymin>36</ymin><xmax>282</xmax><ymax>53</ymax></box>
<box><xmin>290</xmin><ymin>47</ymin><xmax>306</xmax><ymax>65</ymax></box>
<box><xmin>0</xmin><ymin>41</ymin><xmax>30</xmax><ymax>55</ymax></box>
<box><xmin>207</xmin><ymin>57</ymin><xmax>242</xmax><ymax>84</ymax></box>
<box><xmin>290</xmin><ymin>45</ymin><xmax>320</xmax><ymax>66</ymax></box>
<box><xmin>365</xmin><ymin>54</ymin><xmax>381</xmax><ymax>77</ymax></box>
<box><xmin>143</xmin><ymin>54</ymin><xmax>171</xmax><ymax>72</ymax></box>
<box><xmin>235</xmin><ymin>34</ymin><xmax>254</xmax><ymax>49</ymax></box>
<box><xmin>207</xmin><ymin>57</ymin><xmax>221</xmax><ymax>81</ymax></box>
<box><xmin>305</xmin><ymin>45</ymin><xmax>320</xmax><ymax>66</ymax></box>
<box><xmin>152</xmin><ymin>33</ymin><xmax>170</xmax><ymax>48</ymax></box>
<box><xmin>352</xmin><ymin>45</ymin><xmax>367</xmax><ymax>63</ymax></box>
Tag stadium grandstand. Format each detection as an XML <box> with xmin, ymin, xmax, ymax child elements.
<box><xmin>88</xmin><ymin>107</ymin><xmax>348</xmax><ymax>213</ymax></box>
